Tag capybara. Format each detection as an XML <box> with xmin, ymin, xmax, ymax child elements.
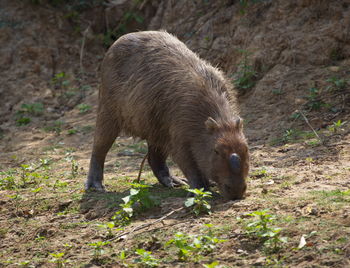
<box><xmin>86</xmin><ymin>31</ymin><xmax>249</xmax><ymax>200</ymax></box>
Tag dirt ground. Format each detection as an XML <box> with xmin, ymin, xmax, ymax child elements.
<box><xmin>0</xmin><ymin>0</ymin><xmax>349</xmax><ymax>267</ymax></box>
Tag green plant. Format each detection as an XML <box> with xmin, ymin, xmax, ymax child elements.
<box><xmin>328</xmin><ymin>120</ymin><xmax>346</xmax><ymax>133</ymax></box>
<box><xmin>88</xmin><ymin>241</ymin><xmax>110</xmax><ymax>259</ymax></box>
<box><xmin>203</xmin><ymin>261</ymin><xmax>221</xmax><ymax>268</ymax></box>
<box><xmin>49</xmin><ymin>252</ymin><xmax>68</xmax><ymax>267</ymax></box>
<box><xmin>306</xmin><ymin>87</ymin><xmax>324</xmax><ymax>111</ymax></box>
<box><xmin>192</xmin><ymin>224</ymin><xmax>227</xmax><ymax>254</ymax></box>
<box><xmin>165</xmin><ymin>232</ymin><xmax>195</xmax><ymax>261</ymax></box>
<box><xmin>166</xmin><ymin>224</ymin><xmax>226</xmax><ymax>262</ymax></box>
<box><xmin>326</xmin><ymin>77</ymin><xmax>347</xmax><ymax>91</ymax></box>
<box><xmin>76</xmin><ymin>103</ymin><xmax>92</xmax><ymax>114</ymax></box>
<box><xmin>52</xmin><ymin>72</ymin><xmax>69</xmax><ymax>88</ymax></box>
<box><xmin>250</xmin><ymin>167</ymin><xmax>268</xmax><ymax>179</ymax></box>
<box><xmin>0</xmin><ymin>171</ymin><xmax>17</xmax><ymax>190</ymax></box>
<box><xmin>240</xmin><ymin>209</ymin><xmax>287</xmax><ymax>253</ymax></box>
<box><xmin>134</xmin><ymin>249</ymin><xmax>159</xmax><ymax>267</ymax></box>
<box><xmin>16</xmin><ymin>117</ymin><xmax>31</xmax><ymax>126</ymax></box>
<box><xmin>7</xmin><ymin>193</ymin><xmax>22</xmax><ymax>213</ymax></box>
<box><xmin>112</xmin><ymin>182</ymin><xmax>157</xmax><ymax>226</ymax></box>
<box><xmin>67</xmin><ymin>129</ymin><xmax>78</xmax><ymax>135</ymax></box>
<box><xmin>18</xmin><ymin>103</ymin><xmax>44</xmax><ymax>116</ymax></box>
<box><xmin>19</xmin><ymin>164</ymin><xmax>42</xmax><ymax>188</ymax></box>
<box><xmin>97</xmin><ymin>221</ymin><xmax>122</xmax><ymax>238</ymax></box>
<box><xmin>233</xmin><ymin>49</ymin><xmax>256</xmax><ymax>91</ymax></box>
<box><xmin>70</xmin><ymin>159</ymin><xmax>79</xmax><ymax>178</ymax></box>
<box><xmin>185</xmin><ymin>188</ymin><xmax>212</xmax><ymax>216</ymax></box>
<box><xmin>43</xmin><ymin>120</ymin><xmax>64</xmax><ymax>134</ymax></box>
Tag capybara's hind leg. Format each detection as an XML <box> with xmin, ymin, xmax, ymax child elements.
<box><xmin>148</xmin><ymin>145</ymin><xmax>187</xmax><ymax>187</ymax></box>
<box><xmin>86</xmin><ymin>111</ymin><xmax>119</xmax><ymax>191</ymax></box>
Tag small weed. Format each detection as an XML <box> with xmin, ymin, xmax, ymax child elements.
<box><xmin>97</xmin><ymin>221</ymin><xmax>122</xmax><ymax>238</ymax></box>
<box><xmin>53</xmin><ymin>179</ymin><xmax>68</xmax><ymax>189</ymax></box>
<box><xmin>0</xmin><ymin>171</ymin><xmax>17</xmax><ymax>190</ymax></box>
<box><xmin>233</xmin><ymin>49</ymin><xmax>256</xmax><ymax>91</ymax></box>
<box><xmin>49</xmin><ymin>252</ymin><xmax>68</xmax><ymax>267</ymax></box>
<box><xmin>119</xmin><ymin>141</ymin><xmax>148</xmax><ymax>155</ymax></box>
<box><xmin>311</xmin><ymin>189</ymin><xmax>350</xmax><ymax>203</ymax></box>
<box><xmin>306</xmin><ymin>87</ymin><xmax>324</xmax><ymax>111</ymax></box>
<box><xmin>76</xmin><ymin>103</ymin><xmax>92</xmax><ymax>114</ymax></box>
<box><xmin>70</xmin><ymin>159</ymin><xmax>79</xmax><ymax>178</ymax></box>
<box><xmin>203</xmin><ymin>261</ymin><xmax>221</xmax><ymax>268</ymax></box>
<box><xmin>275</xmin><ymin>128</ymin><xmax>317</xmax><ymax>145</ymax></box>
<box><xmin>43</xmin><ymin>121</ymin><xmax>64</xmax><ymax>135</ymax></box>
<box><xmin>328</xmin><ymin>120</ymin><xmax>346</xmax><ymax>133</ymax></box>
<box><xmin>165</xmin><ymin>232</ymin><xmax>195</xmax><ymax>261</ymax></box>
<box><xmin>133</xmin><ymin>249</ymin><xmax>159</xmax><ymax>267</ymax></box>
<box><xmin>239</xmin><ymin>209</ymin><xmax>287</xmax><ymax>253</ymax></box>
<box><xmin>80</xmin><ymin>125</ymin><xmax>93</xmax><ymax>134</ymax></box>
<box><xmin>326</xmin><ymin>77</ymin><xmax>347</xmax><ymax>91</ymax></box>
<box><xmin>52</xmin><ymin>72</ymin><xmax>69</xmax><ymax>88</ymax></box>
<box><xmin>18</xmin><ymin>103</ymin><xmax>44</xmax><ymax>116</ymax></box>
<box><xmin>166</xmin><ymin>224</ymin><xmax>226</xmax><ymax>262</ymax></box>
<box><xmin>112</xmin><ymin>181</ymin><xmax>158</xmax><ymax>226</ymax></box>
<box><xmin>16</xmin><ymin>117</ymin><xmax>31</xmax><ymax>126</ymax></box>
<box><xmin>88</xmin><ymin>241</ymin><xmax>110</xmax><ymax>260</ymax></box>
<box><xmin>67</xmin><ymin>128</ymin><xmax>78</xmax><ymax>135</ymax></box>
<box><xmin>330</xmin><ymin>47</ymin><xmax>344</xmax><ymax>61</ymax></box>
<box><xmin>184</xmin><ymin>188</ymin><xmax>212</xmax><ymax>216</ymax></box>
<box><xmin>250</xmin><ymin>167</ymin><xmax>268</xmax><ymax>179</ymax></box>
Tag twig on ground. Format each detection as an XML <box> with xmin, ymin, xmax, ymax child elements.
<box><xmin>297</xmin><ymin>110</ymin><xmax>324</xmax><ymax>145</ymax></box>
<box><xmin>108</xmin><ymin>207</ymin><xmax>185</xmax><ymax>242</ymax></box>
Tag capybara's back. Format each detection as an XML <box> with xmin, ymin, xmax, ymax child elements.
<box><xmin>86</xmin><ymin>31</ymin><xmax>249</xmax><ymax>200</ymax></box>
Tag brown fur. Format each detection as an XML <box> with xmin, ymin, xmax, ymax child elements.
<box><xmin>86</xmin><ymin>31</ymin><xmax>249</xmax><ymax>200</ymax></box>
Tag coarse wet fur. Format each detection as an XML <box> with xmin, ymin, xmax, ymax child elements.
<box><xmin>86</xmin><ymin>31</ymin><xmax>249</xmax><ymax>200</ymax></box>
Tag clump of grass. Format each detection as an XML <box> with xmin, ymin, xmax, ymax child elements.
<box><xmin>76</xmin><ymin>103</ymin><xmax>92</xmax><ymax>114</ymax></box>
<box><xmin>233</xmin><ymin>49</ymin><xmax>256</xmax><ymax>92</ymax></box>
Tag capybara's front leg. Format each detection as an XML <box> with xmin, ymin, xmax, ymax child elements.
<box><xmin>172</xmin><ymin>147</ymin><xmax>210</xmax><ymax>191</ymax></box>
<box><xmin>148</xmin><ymin>145</ymin><xmax>186</xmax><ymax>187</ymax></box>
<box><xmin>86</xmin><ymin>110</ymin><xmax>119</xmax><ymax>191</ymax></box>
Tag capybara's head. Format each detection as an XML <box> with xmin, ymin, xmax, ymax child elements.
<box><xmin>205</xmin><ymin>117</ymin><xmax>249</xmax><ymax>200</ymax></box>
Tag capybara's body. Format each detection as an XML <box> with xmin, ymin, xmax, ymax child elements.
<box><xmin>86</xmin><ymin>31</ymin><xmax>249</xmax><ymax>200</ymax></box>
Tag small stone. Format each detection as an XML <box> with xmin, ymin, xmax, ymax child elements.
<box><xmin>310</xmin><ymin>208</ymin><xmax>318</xmax><ymax>216</ymax></box>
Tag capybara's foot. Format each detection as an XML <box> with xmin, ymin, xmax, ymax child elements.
<box><xmin>171</xmin><ymin>176</ymin><xmax>188</xmax><ymax>187</ymax></box>
<box><xmin>85</xmin><ymin>180</ymin><xmax>106</xmax><ymax>192</ymax></box>
<box><xmin>157</xmin><ymin>175</ymin><xmax>176</xmax><ymax>188</ymax></box>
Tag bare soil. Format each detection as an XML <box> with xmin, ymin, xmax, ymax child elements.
<box><xmin>0</xmin><ymin>0</ymin><xmax>349</xmax><ymax>267</ymax></box>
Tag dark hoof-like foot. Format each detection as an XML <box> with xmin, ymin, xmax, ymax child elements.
<box><xmin>85</xmin><ymin>180</ymin><xmax>106</xmax><ymax>192</ymax></box>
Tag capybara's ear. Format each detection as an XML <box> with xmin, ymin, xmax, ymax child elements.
<box><xmin>205</xmin><ymin>117</ymin><xmax>219</xmax><ymax>132</ymax></box>
<box><xmin>236</xmin><ymin>117</ymin><xmax>243</xmax><ymax>130</ymax></box>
